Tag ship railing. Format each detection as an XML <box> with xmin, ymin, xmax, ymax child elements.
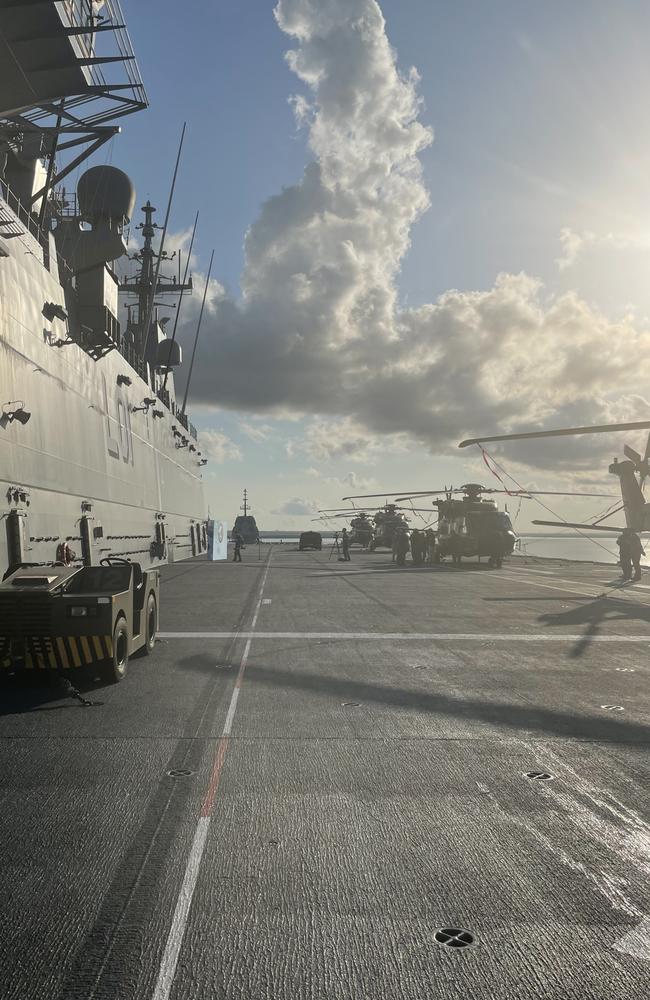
<box><xmin>0</xmin><ymin>179</ymin><xmax>75</xmax><ymax>285</ymax></box>
<box><xmin>155</xmin><ymin>396</ymin><xmax>197</xmax><ymax>440</ymax></box>
<box><xmin>56</xmin><ymin>1</ymin><xmax>147</xmax><ymax>121</ymax></box>
<box><xmin>175</xmin><ymin>409</ymin><xmax>189</xmax><ymax>432</ymax></box>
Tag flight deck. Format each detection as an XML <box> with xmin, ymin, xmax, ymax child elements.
<box><xmin>0</xmin><ymin>548</ymin><xmax>649</xmax><ymax>999</ymax></box>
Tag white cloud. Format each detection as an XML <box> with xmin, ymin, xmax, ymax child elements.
<box><xmin>557</xmin><ymin>226</ymin><xmax>650</xmax><ymax>270</ymax></box>
<box><xmin>200</xmin><ymin>429</ymin><xmax>242</xmax><ymax>464</ymax></box>
<box><xmin>272</xmin><ymin>497</ymin><xmax>320</xmax><ymax>515</ymax></box>
<box><xmin>239</xmin><ymin>421</ymin><xmax>273</xmax><ymax>443</ymax></box>
<box><xmin>304</xmin><ymin>466</ymin><xmax>377</xmax><ymax>491</ymax></box>
<box><xmin>169</xmin><ymin>0</ymin><xmax>650</xmax><ymax>478</ymax></box>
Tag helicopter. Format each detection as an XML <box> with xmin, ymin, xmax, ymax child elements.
<box><xmin>313</xmin><ymin>509</ymin><xmax>375</xmax><ymax>548</ymax></box>
<box><xmin>458</xmin><ymin>418</ymin><xmax>650</xmax><ymax>535</ymax></box>
<box><xmin>343</xmin><ymin>484</ymin><xmax>616</xmax><ymax>567</ymax></box>
<box><xmin>317</xmin><ymin>503</ymin><xmax>433</xmax><ymax>551</ymax></box>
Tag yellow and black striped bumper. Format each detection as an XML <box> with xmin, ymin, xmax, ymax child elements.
<box><xmin>0</xmin><ymin>635</ymin><xmax>113</xmax><ymax>670</ymax></box>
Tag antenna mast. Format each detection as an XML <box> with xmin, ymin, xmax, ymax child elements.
<box><xmin>181</xmin><ymin>248</ymin><xmax>214</xmax><ymax>414</ymax></box>
<box><xmin>241</xmin><ymin>490</ymin><xmax>249</xmax><ymax>517</ymax></box>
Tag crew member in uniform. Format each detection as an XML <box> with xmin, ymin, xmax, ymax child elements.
<box><xmin>424</xmin><ymin>529</ymin><xmax>436</xmax><ymax>564</ymax></box>
<box><xmin>395</xmin><ymin>530</ymin><xmax>410</xmax><ymax>566</ymax></box>
<box><xmin>233</xmin><ymin>530</ymin><xmax>244</xmax><ymax>562</ymax></box>
<box><xmin>617</xmin><ymin>528</ymin><xmax>644</xmax><ymax>581</ymax></box>
<box><xmin>341</xmin><ymin>528</ymin><xmax>351</xmax><ymax>561</ymax></box>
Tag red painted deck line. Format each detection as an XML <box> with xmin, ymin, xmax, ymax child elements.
<box><xmin>200</xmin><ymin>737</ymin><xmax>230</xmax><ymax>817</ymax></box>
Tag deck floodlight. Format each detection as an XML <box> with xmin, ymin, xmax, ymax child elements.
<box><xmin>117</xmin><ymin>374</ymin><xmax>132</xmax><ymax>386</ymax></box>
<box><xmin>198</xmin><ymin>458</ymin><xmax>208</xmax><ymax>466</ymax></box>
<box><xmin>1</xmin><ymin>401</ymin><xmax>31</xmax><ymax>426</ymax></box>
<box><xmin>152</xmin><ymin>409</ymin><xmax>164</xmax><ymax>419</ymax></box>
<box><xmin>132</xmin><ymin>397</ymin><xmax>156</xmax><ymax>413</ymax></box>
<box><xmin>42</xmin><ymin>302</ymin><xmax>68</xmax><ymax>322</ymax></box>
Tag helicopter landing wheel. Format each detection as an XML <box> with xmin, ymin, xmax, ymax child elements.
<box><xmin>488</xmin><ymin>555</ymin><xmax>503</xmax><ymax>569</ymax></box>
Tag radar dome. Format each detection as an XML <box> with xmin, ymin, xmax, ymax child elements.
<box><xmin>77</xmin><ymin>166</ymin><xmax>135</xmax><ymax>224</ymax></box>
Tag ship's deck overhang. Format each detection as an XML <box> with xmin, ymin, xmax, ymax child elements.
<box><xmin>0</xmin><ymin>0</ymin><xmax>146</xmax><ymax>207</ymax></box>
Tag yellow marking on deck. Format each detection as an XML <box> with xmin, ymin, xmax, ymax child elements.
<box><xmin>56</xmin><ymin>637</ymin><xmax>69</xmax><ymax>669</ymax></box>
<box><xmin>68</xmin><ymin>637</ymin><xmax>82</xmax><ymax>668</ymax></box>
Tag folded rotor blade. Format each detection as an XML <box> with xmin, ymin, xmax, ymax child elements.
<box><xmin>521</xmin><ymin>491</ymin><xmax>616</xmax><ymax>497</ymax></box>
<box><xmin>531</xmin><ymin>519</ymin><xmax>627</xmax><ymax>533</ymax></box>
<box><xmin>624</xmin><ymin>444</ymin><xmax>643</xmax><ymax>464</ymax></box>
<box><xmin>341</xmin><ymin>492</ymin><xmax>435</xmax><ymax>500</ymax></box>
<box><xmin>459</xmin><ymin>420</ymin><xmax>650</xmax><ymax>448</ymax></box>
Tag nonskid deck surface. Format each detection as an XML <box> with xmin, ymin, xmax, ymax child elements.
<box><xmin>0</xmin><ymin>547</ymin><xmax>649</xmax><ymax>999</ymax></box>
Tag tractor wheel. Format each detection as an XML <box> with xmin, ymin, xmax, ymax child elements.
<box><xmin>143</xmin><ymin>592</ymin><xmax>157</xmax><ymax>655</ymax></box>
<box><xmin>101</xmin><ymin>617</ymin><xmax>129</xmax><ymax>684</ymax></box>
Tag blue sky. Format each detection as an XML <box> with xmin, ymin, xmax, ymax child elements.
<box><xmin>104</xmin><ymin>1</ymin><xmax>650</xmax><ymax>530</ymax></box>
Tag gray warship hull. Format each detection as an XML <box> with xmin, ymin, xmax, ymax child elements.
<box><xmin>0</xmin><ymin>187</ymin><xmax>207</xmax><ymax>573</ymax></box>
<box><xmin>0</xmin><ymin>1</ymin><xmax>208</xmax><ymax>576</ymax></box>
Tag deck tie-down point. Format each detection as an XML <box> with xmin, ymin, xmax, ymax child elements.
<box><xmin>435</xmin><ymin>928</ymin><xmax>474</xmax><ymax>949</ymax></box>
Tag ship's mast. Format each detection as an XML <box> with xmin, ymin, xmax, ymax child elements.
<box><xmin>120</xmin><ymin>200</ymin><xmax>192</xmax><ymax>370</ymax></box>
<box><xmin>241</xmin><ymin>490</ymin><xmax>250</xmax><ymax>517</ymax></box>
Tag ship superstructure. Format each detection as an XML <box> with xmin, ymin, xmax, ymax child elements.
<box><xmin>0</xmin><ymin>0</ymin><xmax>208</xmax><ymax>574</ymax></box>
<box><xmin>233</xmin><ymin>489</ymin><xmax>259</xmax><ymax>544</ymax></box>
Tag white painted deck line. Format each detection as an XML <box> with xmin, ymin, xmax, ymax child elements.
<box><xmin>152</xmin><ymin>555</ymin><xmax>273</xmax><ymax>1000</ymax></box>
<box><xmin>159</xmin><ymin>630</ymin><xmax>650</xmax><ymax>642</ymax></box>
<box><xmin>151</xmin><ymin>818</ymin><xmax>210</xmax><ymax>1000</ymax></box>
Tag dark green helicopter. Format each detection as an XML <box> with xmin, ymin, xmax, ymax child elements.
<box><xmin>316</xmin><ymin>503</ymin><xmax>432</xmax><ymax>551</ymax></box>
<box><xmin>343</xmin><ymin>484</ymin><xmax>615</xmax><ymax>567</ymax></box>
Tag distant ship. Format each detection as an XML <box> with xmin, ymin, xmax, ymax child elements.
<box><xmin>232</xmin><ymin>489</ymin><xmax>259</xmax><ymax>544</ymax></box>
<box><xmin>0</xmin><ymin>1</ymin><xmax>208</xmax><ymax>576</ymax></box>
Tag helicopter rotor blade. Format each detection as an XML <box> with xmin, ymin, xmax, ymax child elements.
<box><xmin>640</xmin><ymin>430</ymin><xmax>650</xmax><ymax>489</ymax></box>
<box><xmin>340</xmin><ymin>492</ymin><xmax>437</xmax><ymax>501</ymax></box>
<box><xmin>459</xmin><ymin>420</ymin><xmax>650</xmax><ymax>448</ymax></box>
<box><xmin>510</xmin><ymin>490</ymin><xmax>616</xmax><ymax>497</ymax></box>
<box><xmin>624</xmin><ymin>444</ymin><xmax>643</xmax><ymax>464</ymax></box>
<box><xmin>531</xmin><ymin>519</ymin><xmax>627</xmax><ymax>533</ymax></box>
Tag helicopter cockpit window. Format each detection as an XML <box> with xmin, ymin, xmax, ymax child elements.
<box><xmin>470</xmin><ymin>511</ymin><xmax>513</xmax><ymax>532</ymax></box>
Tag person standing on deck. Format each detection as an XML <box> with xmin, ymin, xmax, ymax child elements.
<box><xmin>232</xmin><ymin>531</ymin><xmax>244</xmax><ymax>562</ymax></box>
<box><xmin>630</xmin><ymin>531</ymin><xmax>645</xmax><ymax>580</ymax></box>
<box><xmin>425</xmin><ymin>529</ymin><xmax>437</xmax><ymax>564</ymax></box>
<box><xmin>395</xmin><ymin>530</ymin><xmax>410</xmax><ymax>566</ymax></box>
<box><xmin>410</xmin><ymin>529</ymin><xmax>424</xmax><ymax>566</ymax></box>
<box><xmin>619</xmin><ymin>529</ymin><xmax>644</xmax><ymax>581</ymax></box>
<box><xmin>341</xmin><ymin>528</ymin><xmax>351</xmax><ymax>561</ymax></box>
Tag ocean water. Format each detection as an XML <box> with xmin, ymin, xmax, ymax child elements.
<box><xmin>514</xmin><ymin>534</ymin><xmax>644</xmax><ymax>565</ymax></box>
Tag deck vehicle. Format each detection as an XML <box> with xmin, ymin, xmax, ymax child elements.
<box><xmin>299</xmin><ymin>531</ymin><xmax>322</xmax><ymax>551</ymax></box>
<box><xmin>0</xmin><ymin>557</ymin><xmax>159</xmax><ymax>683</ymax></box>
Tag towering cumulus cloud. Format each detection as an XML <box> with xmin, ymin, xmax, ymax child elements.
<box><xmin>182</xmin><ymin>0</ymin><xmax>650</xmax><ymax>467</ymax></box>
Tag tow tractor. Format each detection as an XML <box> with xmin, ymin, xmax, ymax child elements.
<box><xmin>0</xmin><ymin>557</ymin><xmax>159</xmax><ymax>685</ymax></box>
